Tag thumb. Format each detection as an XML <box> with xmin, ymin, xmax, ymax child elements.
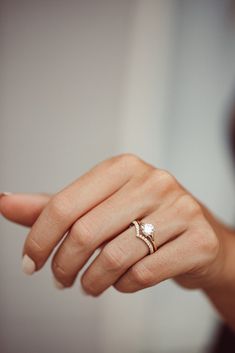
<box><xmin>0</xmin><ymin>192</ymin><xmax>51</xmax><ymax>227</ymax></box>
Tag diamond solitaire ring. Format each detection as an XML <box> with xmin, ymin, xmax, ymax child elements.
<box><xmin>130</xmin><ymin>220</ymin><xmax>157</xmax><ymax>254</ymax></box>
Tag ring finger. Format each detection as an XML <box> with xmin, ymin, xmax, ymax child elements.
<box><xmin>80</xmin><ymin>195</ymin><xmax>193</xmax><ymax>296</ymax></box>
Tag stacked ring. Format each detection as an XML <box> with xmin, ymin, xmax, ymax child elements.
<box><xmin>130</xmin><ymin>220</ymin><xmax>157</xmax><ymax>255</ymax></box>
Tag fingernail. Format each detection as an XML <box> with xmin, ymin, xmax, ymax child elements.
<box><xmin>53</xmin><ymin>277</ymin><xmax>65</xmax><ymax>289</ymax></box>
<box><xmin>0</xmin><ymin>192</ymin><xmax>13</xmax><ymax>197</ymax></box>
<box><xmin>22</xmin><ymin>254</ymin><xmax>36</xmax><ymax>275</ymax></box>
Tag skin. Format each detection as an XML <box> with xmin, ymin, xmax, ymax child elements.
<box><xmin>0</xmin><ymin>153</ymin><xmax>235</xmax><ymax>331</ymax></box>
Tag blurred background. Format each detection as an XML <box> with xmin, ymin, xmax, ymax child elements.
<box><xmin>1</xmin><ymin>0</ymin><xmax>235</xmax><ymax>352</ymax></box>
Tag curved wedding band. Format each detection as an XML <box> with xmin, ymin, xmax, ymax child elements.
<box><xmin>130</xmin><ymin>220</ymin><xmax>157</xmax><ymax>255</ymax></box>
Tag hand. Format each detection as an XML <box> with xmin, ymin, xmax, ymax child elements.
<box><xmin>0</xmin><ymin>154</ymin><xmax>226</xmax><ymax>295</ymax></box>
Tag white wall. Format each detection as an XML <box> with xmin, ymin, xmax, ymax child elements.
<box><xmin>1</xmin><ymin>1</ymin><xmax>235</xmax><ymax>353</ymax></box>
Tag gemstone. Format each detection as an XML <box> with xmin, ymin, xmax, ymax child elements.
<box><xmin>141</xmin><ymin>223</ymin><xmax>155</xmax><ymax>237</ymax></box>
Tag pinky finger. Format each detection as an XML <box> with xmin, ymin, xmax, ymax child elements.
<box><xmin>113</xmin><ymin>231</ymin><xmax>200</xmax><ymax>293</ymax></box>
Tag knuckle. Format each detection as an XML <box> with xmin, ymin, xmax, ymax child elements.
<box><xmin>26</xmin><ymin>237</ymin><xmax>44</xmax><ymax>263</ymax></box>
<box><xmin>83</xmin><ymin>284</ymin><xmax>96</xmax><ymax>296</ymax></box>
<box><xmin>207</xmin><ymin>237</ymin><xmax>219</xmax><ymax>256</ymax></box>
<box><xmin>52</xmin><ymin>261</ymin><xmax>73</xmax><ymax>287</ymax></box>
<box><xmin>113</xmin><ymin>282</ymin><xmax>126</xmax><ymax>293</ymax></box>
<box><xmin>99</xmin><ymin>153</ymin><xmax>143</xmax><ymax>179</ymax></box>
<box><xmin>148</xmin><ymin>169</ymin><xmax>176</xmax><ymax>194</ymax></box>
<box><xmin>48</xmin><ymin>194</ymin><xmax>70</xmax><ymax>219</ymax></box>
<box><xmin>81</xmin><ymin>278</ymin><xmax>98</xmax><ymax>296</ymax></box>
<box><xmin>116</xmin><ymin>153</ymin><xmax>142</xmax><ymax>169</ymax></box>
<box><xmin>131</xmin><ymin>263</ymin><xmax>154</xmax><ymax>286</ymax></box>
<box><xmin>158</xmin><ymin>169</ymin><xmax>176</xmax><ymax>187</ymax></box>
<box><xmin>191</xmin><ymin>228</ymin><xmax>219</xmax><ymax>256</ymax></box>
<box><xmin>27</xmin><ymin>237</ymin><xmax>42</xmax><ymax>252</ymax></box>
<box><xmin>176</xmin><ymin>194</ymin><xmax>202</xmax><ymax>216</ymax></box>
<box><xmin>113</xmin><ymin>280</ymin><xmax>135</xmax><ymax>293</ymax></box>
<box><xmin>52</xmin><ymin>260</ymin><xmax>66</xmax><ymax>277</ymax></box>
<box><xmin>203</xmin><ymin>231</ymin><xmax>219</xmax><ymax>255</ymax></box>
<box><xmin>70</xmin><ymin>218</ymin><xmax>94</xmax><ymax>248</ymax></box>
<box><xmin>101</xmin><ymin>243</ymin><xmax>127</xmax><ymax>271</ymax></box>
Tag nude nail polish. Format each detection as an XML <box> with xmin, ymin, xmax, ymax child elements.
<box><xmin>22</xmin><ymin>254</ymin><xmax>36</xmax><ymax>275</ymax></box>
<box><xmin>53</xmin><ymin>277</ymin><xmax>65</xmax><ymax>289</ymax></box>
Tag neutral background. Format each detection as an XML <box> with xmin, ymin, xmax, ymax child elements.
<box><xmin>1</xmin><ymin>1</ymin><xmax>235</xmax><ymax>353</ymax></box>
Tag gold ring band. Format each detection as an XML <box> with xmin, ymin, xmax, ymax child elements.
<box><xmin>130</xmin><ymin>220</ymin><xmax>157</xmax><ymax>254</ymax></box>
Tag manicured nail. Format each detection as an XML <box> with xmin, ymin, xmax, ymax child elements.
<box><xmin>53</xmin><ymin>277</ymin><xmax>65</xmax><ymax>289</ymax></box>
<box><xmin>22</xmin><ymin>254</ymin><xmax>36</xmax><ymax>275</ymax></box>
<box><xmin>0</xmin><ymin>192</ymin><xmax>12</xmax><ymax>197</ymax></box>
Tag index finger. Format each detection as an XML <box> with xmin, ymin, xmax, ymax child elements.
<box><xmin>22</xmin><ymin>155</ymin><xmax>137</xmax><ymax>274</ymax></box>
<box><xmin>0</xmin><ymin>193</ymin><xmax>50</xmax><ymax>226</ymax></box>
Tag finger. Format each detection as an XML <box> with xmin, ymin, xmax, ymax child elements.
<box><xmin>114</xmin><ymin>230</ymin><xmax>199</xmax><ymax>293</ymax></box>
<box><xmin>51</xmin><ymin>171</ymin><xmax>185</xmax><ymax>287</ymax></box>
<box><xmin>23</xmin><ymin>155</ymin><xmax>137</xmax><ymax>272</ymax></box>
<box><xmin>0</xmin><ymin>193</ymin><xmax>51</xmax><ymax>226</ymax></box>
<box><xmin>80</xmin><ymin>196</ymin><xmax>194</xmax><ymax>296</ymax></box>
<box><xmin>51</xmin><ymin>177</ymin><xmax>154</xmax><ymax>286</ymax></box>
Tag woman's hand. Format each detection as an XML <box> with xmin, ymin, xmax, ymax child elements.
<box><xmin>0</xmin><ymin>154</ymin><xmax>227</xmax><ymax>295</ymax></box>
